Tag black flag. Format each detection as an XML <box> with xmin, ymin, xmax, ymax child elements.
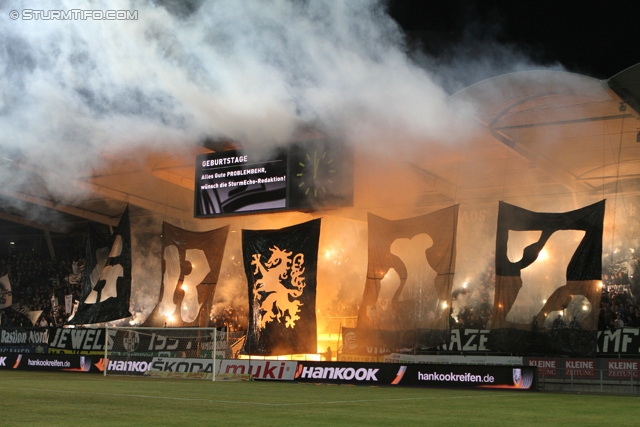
<box><xmin>357</xmin><ymin>206</ymin><xmax>458</xmax><ymax>350</ymax></box>
<box><xmin>143</xmin><ymin>222</ymin><xmax>229</xmax><ymax>327</ymax></box>
<box><xmin>490</xmin><ymin>200</ymin><xmax>605</xmax><ymax>356</ymax></box>
<box><xmin>242</xmin><ymin>219</ymin><xmax>321</xmax><ymax>356</ymax></box>
<box><xmin>68</xmin><ymin>206</ymin><xmax>132</xmax><ymax>325</ymax></box>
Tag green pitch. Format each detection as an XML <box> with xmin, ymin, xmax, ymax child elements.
<box><xmin>0</xmin><ymin>371</ymin><xmax>637</xmax><ymax>426</ymax></box>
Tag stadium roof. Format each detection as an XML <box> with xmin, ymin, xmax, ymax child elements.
<box><xmin>415</xmin><ymin>64</ymin><xmax>640</xmax><ymax>207</ymax></box>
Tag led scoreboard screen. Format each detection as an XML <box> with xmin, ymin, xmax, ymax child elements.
<box><xmin>195</xmin><ymin>149</ymin><xmax>288</xmax><ymax>217</ymax></box>
<box><xmin>194</xmin><ymin>141</ymin><xmax>353</xmax><ymax>218</ymax></box>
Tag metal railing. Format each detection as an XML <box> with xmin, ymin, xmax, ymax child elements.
<box><xmin>538</xmin><ymin>369</ymin><xmax>639</xmax><ymax>394</ymax></box>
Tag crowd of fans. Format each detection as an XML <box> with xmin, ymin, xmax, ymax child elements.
<box><xmin>272</xmin><ymin>255</ymin><xmax>640</xmax><ymax>333</ymax></box>
<box><xmin>450</xmin><ymin>257</ymin><xmax>640</xmax><ymax>331</ymax></box>
<box><xmin>451</xmin><ymin>266</ymin><xmax>495</xmax><ymax>329</ymax></box>
<box><xmin>254</xmin><ymin>255</ymin><xmax>640</xmax><ymax>333</ymax></box>
<box><xmin>209</xmin><ymin>304</ymin><xmax>248</xmax><ymax>332</ymax></box>
<box><xmin>1</xmin><ymin>248</ymin><xmax>640</xmax><ymax>333</ymax></box>
<box><xmin>0</xmin><ymin>249</ymin><xmax>83</xmax><ymax>327</ymax></box>
<box><xmin>322</xmin><ymin>298</ymin><xmax>359</xmax><ymax>318</ymax></box>
<box><xmin>599</xmin><ymin>259</ymin><xmax>640</xmax><ymax>329</ymax></box>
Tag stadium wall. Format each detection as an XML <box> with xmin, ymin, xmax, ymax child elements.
<box><xmin>2</xmin><ymin>327</ymin><xmax>640</xmax><ymax>357</ymax></box>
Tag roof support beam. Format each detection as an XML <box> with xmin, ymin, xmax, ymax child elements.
<box><xmin>0</xmin><ymin>189</ymin><xmax>117</xmax><ymax>226</ymax></box>
<box><xmin>8</xmin><ymin>161</ymin><xmax>194</xmax><ymax>222</ymax></box>
<box><xmin>0</xmin><ymin>211</ymin><xmax>68</xmax><ymax>234</ymax></box>
<box><xmin>406</xmin><ymin>163</ymin><xmax>457</xmax><ymax>200</ymax></box>
<box><xmin>493</xmin><ymin>113</ymin><xmax>633</xmax><ymax>130</ymax></box>
<box><xmin>72</xmin><ymin>181</ymin><xmax>193</xmax><ymax>220</ymax></box>
<box><xmin>484</xmin><ymin>124</ymin><xmax>594</xmax><ymax>195</ymax></box>
<box><xmin>150</xmin><ymin>169</ymin><xmax>195</xmax><ymax>190</ymax></box>
<box><xmin>44</xmin><ymin>227</ymin><xmax>56</xmax><ymax>260</ymax></box>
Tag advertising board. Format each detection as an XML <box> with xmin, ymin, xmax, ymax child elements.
<box><xmin>218</xmin><ymin>359</ymin><xmax>298</xmax><ymax>380</ymax></box>
<box><xmin>606</xmin><ymin>359</ymin><xmax>639</xmax><ymax>379</ymax></box>
<box><xmin>294</xmin><ymin>361</ymin><xmax>536</xmax><ymax>390</ymax></box>
<box><xmin>0</xmin><ymin>353</ymin><xmax>102</xmax><ymax>373</ymax></box>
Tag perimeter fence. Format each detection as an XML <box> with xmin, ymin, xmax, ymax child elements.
<box><xmin>538</xmin><ymin>368</ymin><xmax>639</xmax><ymax>394</ymax></box>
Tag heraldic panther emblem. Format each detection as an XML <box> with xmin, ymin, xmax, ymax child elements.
<box><xmin>251</xmin><ymin>245</ymin><xmax>306</xmax><ymax>329</ymax></box>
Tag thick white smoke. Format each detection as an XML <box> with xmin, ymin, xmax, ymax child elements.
<box><xmin>0</xmin><ymin>0</ymin><xmax>481</xmax><ymax>197</ymax></box>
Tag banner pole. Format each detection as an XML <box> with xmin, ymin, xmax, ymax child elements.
<box><xmin>337</xmin><ymin>323</ymin><xmax>342</xmax><ymax>361</ymax></box>
<box><xmin>104</xmin><ymin>326</ymin><xmax>108</xmax><ymax>377</ymax></box>
<box><xmin>212</xmin><ymin>327</ymin><xmax>217</xmax><ymax>382</ymax></box>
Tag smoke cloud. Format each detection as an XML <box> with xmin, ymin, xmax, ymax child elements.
<box><xmin>0</xmin><ymin>0</ymin><xmax>478</xmax><ymax>197</ymax></box>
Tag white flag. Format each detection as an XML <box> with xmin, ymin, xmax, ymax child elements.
<box><xmin>65</xmin><ymin>294</ymin><xmax>73</xmax><ymax>314</ymax></box>
<box><xmin>28</xmin><ymin>310</ymin><xmax>43</xmax><ymax>326</ymax></box>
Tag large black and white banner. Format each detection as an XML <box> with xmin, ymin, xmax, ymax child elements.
<box><xmin>438</xmin><ymin>328</ymin><xmax>640</xmax><ymax>355</ymax></box>
<box><xmin>491</xmin><ymin>201</ymin><xmax>605</xmax><ymax>357</ymax></box>
<box><xmin>47</xmin><ymin>328</ymin><xmax>221</xmax><ymax>357</ymax></box>
<box><xmin>597</xmin><ymin>328</ymin><xmax>640</xmax><ymax>355</ymax></box>
<box><xmin>143</xmin><ymin>222</ymin><xmax>229</xmax><ymax>327</ymax></box>
<box><xmin>242</xmin><ymin>219</ymin><xmax>321</xmax><ymax>356</ymax></box>
<box><xmin>357</xmin><ymin>207</ymin><xmax>458</xmax><ymax>351</ymax></box>
<box><xmin>0</xmin><ymin>327</ymin><xmax>50</xmax><ymax>353</ymax></box>
<box><xmin>48</xmin><ymin>327</ymin><xmax>112</xmax><ymax>354</ymax></box>
<box><xmin>68</xmin><ymin>206</ymin><xmax>132</xmax><ymax>325</ymax></box>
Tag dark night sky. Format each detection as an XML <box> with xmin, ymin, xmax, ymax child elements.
<box><xmin>388</xmin><ymin>0</ymin><xmax>640</xmax><ymax>80</ymax></box>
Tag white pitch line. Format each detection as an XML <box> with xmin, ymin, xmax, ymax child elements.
<box><xmin>5</xmin><ymin>387</ymin><xmax>526</xmax><ymax>407</ymax></box>
<box><xmin>251</xmin><ymin>393</ymin><xmax>527</xmax><ymax>407</ymax></box>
